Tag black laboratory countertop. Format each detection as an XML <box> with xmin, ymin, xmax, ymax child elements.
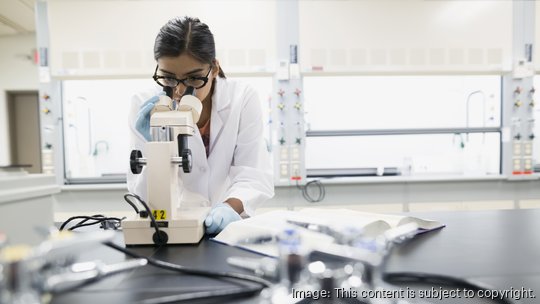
<box><xmin>51</xmin><ymin>209</ymin><xmax>540</xmax><ymax>304</ymax></box>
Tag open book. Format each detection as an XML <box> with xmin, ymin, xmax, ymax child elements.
<box><xmin>212</xmin><ymin>208</ymin><xmax>444</xmax><ymax>257</ymax></box>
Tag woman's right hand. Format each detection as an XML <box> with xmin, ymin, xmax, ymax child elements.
<box><xmin>134</xmin><ymin>95</ymin><xmax>160</xmax><ymax>141</ymax></box>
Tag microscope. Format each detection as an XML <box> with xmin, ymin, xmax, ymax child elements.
<box><xmin>122</xmin><ymin>87</ymin><xmax>210</xmax><ymax>245</ymax></box>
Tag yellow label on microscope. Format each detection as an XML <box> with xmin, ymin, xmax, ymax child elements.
<box><xmin>152</xmin><ymin>209</ymin><xmax>167</xmax><ymax>220</ymax></box>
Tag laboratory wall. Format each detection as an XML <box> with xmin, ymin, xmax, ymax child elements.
<box><xmin>43</xmin><ymin>0</ymin><xmax>516</xmax><ymax>76</ymax></box>
<box><xmin>298</xmin><ymin>0</ymin><xmax>512</xmax><ymax>73</ymax></box>
<box><xmin>0</xmin><ymin>34</ymin><xmax>39</xmax><ymax>165</ymax></box>
<box><xmin>46</xmin><ymin>0</ymin><xmax>276</xmax><ymax>77</ymax></box>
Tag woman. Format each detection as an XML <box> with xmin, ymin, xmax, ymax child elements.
<box><xmin>127</xmin><ymin>16</ymin><xmax>274</xmax><ymax>234</ymax></box>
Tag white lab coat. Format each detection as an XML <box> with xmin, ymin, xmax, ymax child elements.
<box><xmin>127</xmin><ymin>77</ymin><xmax>274</xmax><ymax>216</ymax></box>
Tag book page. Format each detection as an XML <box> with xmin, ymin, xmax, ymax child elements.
<box><xmin>213</xmin><ymin>208</ymin><xmax>443</xmax><ymax>257</ymax></box>
<box><xmin>299</xmin><ymin>208</ymin><xmax>441</xmax><ymax>231</ymax></box>
<box><xmin>298</xmin><ymin>208</ymin><xmax>395</xmax><ymax>227</ymax></box>
<box><xmin>398</xmin><ymin>216</ymin><xmax>443</xmax><ymax>230</ymax></box>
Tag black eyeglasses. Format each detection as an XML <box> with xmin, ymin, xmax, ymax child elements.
<box><xmin>153</xmin><ymin>65</ymin><xmax>212</xmax><ymax>89</ymax></box>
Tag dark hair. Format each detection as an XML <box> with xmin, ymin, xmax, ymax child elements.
<box><xmin>154</xmin><ymin>16</ymin><xmax>225</xmax><ymax>78</ymax></box>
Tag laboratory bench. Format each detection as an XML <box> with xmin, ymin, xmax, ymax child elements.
<box><xmin>51</xmin><ymin>209</ymin><xmax>540</xmax><ymax>304</ymax></box>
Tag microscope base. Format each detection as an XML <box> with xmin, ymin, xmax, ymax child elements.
<box><xmin>122</xmin><ymin>207</ymin><xmax>210</xmax><ymax>245</ymax></box>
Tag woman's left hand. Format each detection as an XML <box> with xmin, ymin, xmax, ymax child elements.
<box><xmin>204</xmin><ymin>202</ymin><xmax>241</xmax><ymax>234</ymax></box>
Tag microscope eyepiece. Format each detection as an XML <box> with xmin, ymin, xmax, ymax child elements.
<box><xmin>183</xmin><ymin>86</ymin><xmax>196</xmax><ymax>97</ymax></box>
<box><xmin>163</xmin><ymin>87</ymin><xmax>173</xmax><ymax>98</ymax></box>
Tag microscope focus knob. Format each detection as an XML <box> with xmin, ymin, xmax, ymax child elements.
<box><xmin>181</xmin><ymin>149</ymin><xmax>192</xmax><ymax>173</ymax></box>
<box><xmin>130</xmin><ymin>150</ymin><xmax>143</xmax><ymax>174</ymax></box>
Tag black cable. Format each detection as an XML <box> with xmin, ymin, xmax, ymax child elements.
<box><xmin>59</xmin><ymin>216</ymin><xmax>123</xmax><ymax>231</ymax></box>
<box><xmin>60</xmin><ymin>216</ymin><xmax>101</xmax><ymax>230</ymax></box>
<box><xmin>375</xmin><ymin>238</ymin><xmax>517</xmax><ymax>304</ymax></box>
<box><xmin>68</xmin><ymin>214</ymin><xmax>122</xmax><ymax>231</ymax></box>
<box><xmin>48</xmin><ymin>256</ymin><xmax>260</xmax><ymax>304</ymax></box>
<box><xmin>123</xmin><ymin>193</ymin><xmax>162</xmax><ymax>244</ymax></box>
<box><xmin>296</xmin><ymin>180</ymin><xmax>326</xmax><ymax>203</ymax></box>
<box><xmin>68</xmin><ymin>215</ymin><xmax>104</xmax><ymax>230</ymax></box>
<box><xmin>69</xmin><ymin>220</ymin><xmax>107</xmax><ymax>231</ymax></box>
<box><xmin>48</xmin><ymin>267</ymin><xmax>126</xmax><ymax>295</ymax></box>
<box><xmin>70</xmin><ymin>218</ymin><xmax>123</xmax><ymax>231</ymax></box>
<box><xmin>74</xmin><ymin>214</ymin><xmax>105</xmax><ymax>226</ymax></box>
<box><xmin>123</xmin><ymin>193</ymin><xmax>142</xmax><ymax>214</ymax></box>
<box><xmin>104</xmin><ymin>241</ymin><xmax>272</xmax><ymax>288</ymax></box>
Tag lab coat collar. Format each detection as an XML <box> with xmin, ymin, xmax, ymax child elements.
<box><xmin>209</xmin><ymin>77</ymin><xmax>230</xmax><ymax>154</ymax></box>
<box><xmin>212</xmin><ymin>77</ymin><xmax>231</xmax><ymax>112</ymax></box>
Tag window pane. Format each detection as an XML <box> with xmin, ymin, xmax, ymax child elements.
<box><xmin>306</xmin><ymin>133</ymin><xmax>500</xmax><ymax>176</ymax></box>
<box><xmin>304</xmin><ymin>75</ymin><xmax>501</xmax><ymax>130</ymax></box>
<box><xmin>62</xmin><ymin>79</ymin><xmax>157</xmax><ymax>179</ymax></box>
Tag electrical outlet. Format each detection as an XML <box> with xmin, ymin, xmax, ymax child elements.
<box><xmin>524</xmin><ymin>142</ymin><xmax>532</xmax><ymax>156</ymax></box>
<box><xmin>42</xmin><ymin>150</ymin><xmax>54</xmax><ymax>166</ymax></box>
<box><xmin>280</xmin><ymin>147</ymin><xmax>288</xmax><ymax>160</ymax></box>
<box><xmin>524</xmin><ymin>158</ymin><xmax>532</xmax><ymax>170</ymax></box>
<box><xmin>292</xmin><ymin>163</ymin><xmax>300</xmax><ymax>174</ymax></box>
<box><xmin>513</xmin><ymin>159</ymin><xmax>521</xmax><ymax>171</ymax></box>
<box><xmin>513</xmin><ymin>142</ymin><xmax>522</xmax><ymax>155</ymax></box>
<box><xmin>291</xmin><ymin>147</ymin><xmax>300</xmax><ymax>161</ymax></box>
<box><xmin>280</xmin><ymin>163</ymin><xmax>289</xmax><ymax>179</ymax></box>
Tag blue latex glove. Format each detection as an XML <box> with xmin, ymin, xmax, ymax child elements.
<box><xmin>134</xmin><ymin>94</ymin><xmax>161</xmax><ymax>141</ymax></box>
<box><xmin>204</xmin><ymin>202</ymin><xmax>242</xmax><ymax>234</ymax></box>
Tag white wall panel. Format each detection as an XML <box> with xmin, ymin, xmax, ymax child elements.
<box><xmin>47</xmin><ymin>0</ymin><xmax>276</xmax><ymax>77</ymax></box>
<box><xmin>299</xmin><ymin>0</ymin><xmax>512</xmax><ymax>73</ymax></box>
